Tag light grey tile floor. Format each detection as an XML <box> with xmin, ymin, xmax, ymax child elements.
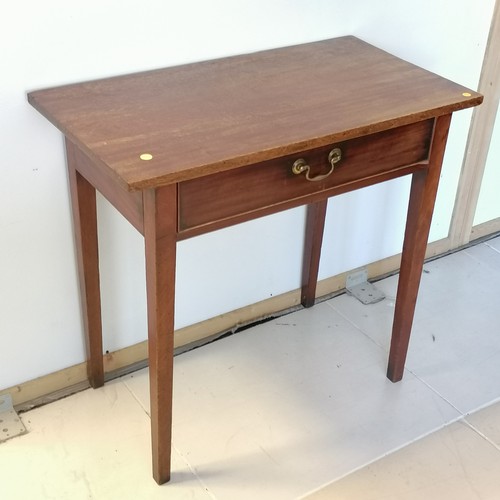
<box><xmin>1</xmin><ymin>236</ymin><xmax>499</xmax><ymax>499</ymax></box>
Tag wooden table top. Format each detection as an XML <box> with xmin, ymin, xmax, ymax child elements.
<box><xmin>28</xmin><ymin>36</ymin><xmax>482</xmax><ymax>192</ymax></box>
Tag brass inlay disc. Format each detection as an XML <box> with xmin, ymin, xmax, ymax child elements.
<box><xmin>140</xmin><ymin>153</ymin><xmax>153</xmax><ymax>161</ymax></box>
<box><xmin>462</xmin><ymin>92</ymin><xmax>472</xmax><ymax>97</ymax></box>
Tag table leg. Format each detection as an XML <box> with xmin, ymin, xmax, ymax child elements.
<box><xmin>387</xmin><ymin>114</ymin><xmax>452</xmax><ymax>382</ymax></box>
<box><xmin>143</xmin><ymin>186</ymin><xmax>177</xmax><ymax>485</ymax></box>
<box><xmin>66</xmin><ymin>141</ymin><xmax>104</xmax><ymax>388</ymax></box>
<box><xmin>301</xmin><ymin>200</ymin><xmax>328</xmax><ymax>307</ymax></box>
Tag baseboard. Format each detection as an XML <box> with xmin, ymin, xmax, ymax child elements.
<box><xmin>470</xmin><ymin>217</ymin><xmax>500</xmax><ymax>241</ymax></box>
<box><xmin>3</xmin><ymin>237</ymin><xmax>453</xmax><ymax>411</ymax></box>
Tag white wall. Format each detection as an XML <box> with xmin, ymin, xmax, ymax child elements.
<box><xmin>474</xmin><ymin>109</ymin><xmax>500</xmax><ymax>225</ymax></box>
<box><xmin>1</xmin><ymin>0</ymin><xmax>495</xmax><ymax>389</ymax></box>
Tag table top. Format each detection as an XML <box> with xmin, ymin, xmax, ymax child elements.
<box><xmin>28</xmin><ymin>36</ymin><xmax>482</xmax><ymax>192</ymax></box>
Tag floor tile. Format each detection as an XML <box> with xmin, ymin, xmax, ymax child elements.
<box><xmin>466</xmin><ymin>400</ymin><xmax>500</xmax><ymax>448</ymax></box>
<box><xmin>465</xmin><ymin>237</ymin><xmax>500</xmax><ymax>273</ymax></box>
<box><xmin>0</xmin><ymin>380</ymin><xmax>211</xmax><ymax>500</ymax></box>
<box><xmin>301</xmin><ymin>419</ymin><xmax>500</xmax><ymax>500</ymax></box>
<box><xmin>124</xmin><ymin>303</ymin><xmax>460</xmax><ymax>500</ymax></box>
<box><xmin>331</xmin><ymin>245</ymin><xmax>500</xmax><ymax>414</ymax></box>
<box><xmin>484</xmin><ymin>235</ymin><xmax>500</xmax><ymax>253</ymax></box>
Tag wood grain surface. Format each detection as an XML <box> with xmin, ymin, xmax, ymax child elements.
<box><xmin>28</xmin><ymin>36</ymin><xmax>481</xmax><ymax>191</ymax></box>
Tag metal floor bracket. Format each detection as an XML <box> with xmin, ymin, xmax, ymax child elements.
<box><xmin>346</xmin><ymin>268</ymin><xmax>385</xmax><ymax>305</ymax></box>
<box><xmin>0</xmin><ymin>394</ymin><xmax>27</xmax><ymax>443</ymax></box>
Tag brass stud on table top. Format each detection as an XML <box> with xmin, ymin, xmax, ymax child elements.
<box><xmin>462</xmin><ymin>92</ymin><xmax>472</xmax><ymax>97</ymax></box>
<box><xmin>140</xmin><ymin>153</ymin><xmax>153</xmax><ymax>161</ymax></box>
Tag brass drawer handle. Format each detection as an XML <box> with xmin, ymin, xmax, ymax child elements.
<box><xmin>291</xmin><ymin>148</ymin><xmax>342</xmax><ymax>181</ymax></box>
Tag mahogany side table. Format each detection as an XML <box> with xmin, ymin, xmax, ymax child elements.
<box><xmin>28</xmin><ymin>36</ymin><xmax>482</xmax><ymax>484</ymax></box>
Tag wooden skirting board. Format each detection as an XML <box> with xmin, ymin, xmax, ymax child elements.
<box><xmin>470</xmin><ymin>217</ymin><xmax>500</xmax><ymax>241</ymax></box>
<box><xmin>0</xmin><ymin>234</ymin><xmax>475</xmax><ymax>412</ymax></box>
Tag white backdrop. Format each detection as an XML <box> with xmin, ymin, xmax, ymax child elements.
<box><xmin>474</xmin><ymin>112</ymin><xmax>500</xmax><ymax>225</ymax></box>
<box><xmin>0</xmin><ymin>0</ymin><xmax>495</xmax><ymax>389</ymax></box>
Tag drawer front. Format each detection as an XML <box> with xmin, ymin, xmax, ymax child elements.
<box><xmin>179</xmin><ymin>119</ymin><xmax>434</xmax><ymax>233</ymax></box>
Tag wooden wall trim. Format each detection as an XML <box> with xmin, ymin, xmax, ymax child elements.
<box><xmin>449</xmin><ymin>0</ymin><xmax>500</xmax><ymax>248</ymax></box>
<box><xmin>470</xmin><ymin>217</ymin><xmax>500</xmax><ymax>241</ymax></box>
